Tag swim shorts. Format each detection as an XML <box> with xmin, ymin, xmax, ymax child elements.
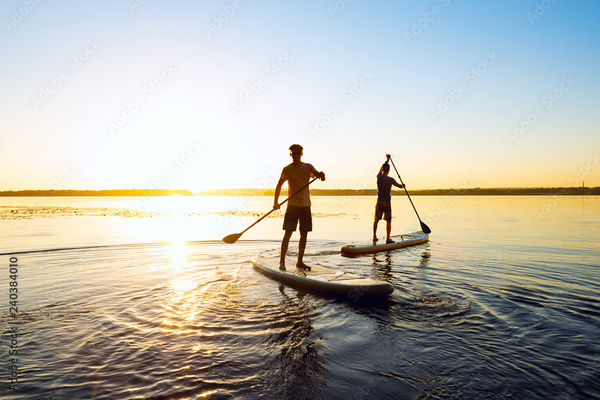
<box><xmin>283</xmin><ymin>206</ymin><xmax>312</xmax><ymax>232</ymax></box>
<box><xmin>374</xmin><ymin>199</ymin><xmax>392</xmax><ymax>222</ymax></box>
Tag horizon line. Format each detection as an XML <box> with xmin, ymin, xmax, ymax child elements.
<box><xmin>0</xmin><ymin>186</ymin><xmax>597</xmax><ymax>196</ymax></box>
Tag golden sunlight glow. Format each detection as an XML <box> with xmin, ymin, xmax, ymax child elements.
<box><xmin>166</xmin><ymin>241</ymin><xmax>202</xmax><ymax>302</ymax></box>
<box><xmin>144</xmin><ymin>195</ymin><xmax>193</xmax><ymax>216</ymax></box>
<box><xmin>168</xmin><ymin>241</ymin><xmax>188</xmax><ymax>274</ymax></box>
<box><xmin>173</xmin><ymin>279</ymin><xmax>196</xmax><ymax>292</ymax></box>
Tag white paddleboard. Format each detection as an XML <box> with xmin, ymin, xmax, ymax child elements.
<box><xmin>341</xmin><ymin>231</ymin><xmax>429</xmax><ymax>254</ymax></box>
<box><xmin>251</xmin><ymin>256</ymin><xmax>394</xmax><ymax>296</ymax></box>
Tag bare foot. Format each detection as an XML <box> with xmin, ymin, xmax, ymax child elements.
<box><xmin>386</xmin><ymin>239</ymin><xmax>395</xmax><ymax>244</ymax></box>
<box><xmin>296</xmin><ymin>262</ymin><xmax>311</xmax><ymax>271</ymax></box>
<box><xmin>279</xmin><ymin>262</ymin><xmax>286</xmax><ymax>271</ymax></box>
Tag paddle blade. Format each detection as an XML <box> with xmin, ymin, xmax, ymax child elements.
<box><xmin>420</xmin><ymin>221</ymin><xmax>432</xmax><ymax>234</ymax></box>
<box><xmin>222</xmin><ymin>233</ymin><xmax>242</xmax><ymax>244</ymax></box>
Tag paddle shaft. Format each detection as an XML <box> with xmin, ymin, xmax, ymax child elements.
<box><xmin>237</xmin><ymin>176</ymin><xmax>320</xmax><ymax>236</ymax></box>
<box><xmin>388</xmin><ymin>157</ymin><xmax>430</xmax><ymax>233</ymax></box>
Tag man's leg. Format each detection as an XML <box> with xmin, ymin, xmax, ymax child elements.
<box><xmin>296</xmin><ymin>229</ymin><xmax>309</xmax><ymax>269</ymax></box>
<box><xmin>373</xmin><ymin>219</ymin><xmax>379</xmax><ymax>242</ymax></box>
<box><xmin>296</xmin><ymin>206</ymin><xmax>311</xmax><ymax>270</ymax></box>
<box><xmin>373</xmin><ymin>201</ymin><xmax>382</xmax><ymax>243</ymax></box>
<box><xmin>384</xmin><ymin>202</ymin><xmax>393</xmax><ymax>243</ymax></box>
<box><xmin>280</xmin><ymin>230</ymin><xmax>293</xmax><ymax>270</ymax></box>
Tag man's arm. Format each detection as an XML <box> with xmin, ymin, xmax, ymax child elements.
<box><xmin>273</xmin><ymin>177</ymin><xmax>286</xmax><ymax>210</ymax></box>
<box><xmin>309</xmin><ymin>163</ymin><xmax>326</xmax><ymax>181</ymax></box>
<box><xmin>389</xmin><ymin>176</ymin><xmax>404</xmax><ymax>189</ymax></box>
<box><xmin>393</xmin><ymin>179</ymin><xmax>405</xmax><ymax>189</ymax></box>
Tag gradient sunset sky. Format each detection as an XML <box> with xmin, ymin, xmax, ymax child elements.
<box><xmin>1</xmin><ymin>0</ymin><xmax>598</xmax><ymax>191</ymax></box>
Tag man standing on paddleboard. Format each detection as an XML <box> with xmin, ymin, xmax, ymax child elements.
<box><xmin>274</xmin><ymin>144</ymin><xmax>325</xmax><ymax>271</ymax></box>
<box><xmin>373</xmin><ymin>154</ymin><xmax>405</xmax><ymax>245</ymax></box>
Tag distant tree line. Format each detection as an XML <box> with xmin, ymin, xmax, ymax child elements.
<box><xmin>0</xmin><ymin>189</ymin><xmax>193</xmax><ymax>196</ymax></box>
<box><xmin>196</xmin><ymin>187</ymin><xmax>599</xmax><ymax>196</ymax></box>
<box><xmin>1</xmin><ymin>187</ymin><xmax>597</xmax><ymax>196</ymax></box>
<box><xmin>401</xmin><ymin>187</ymin><xmax>600</xmax><ymax>196</ymax></box>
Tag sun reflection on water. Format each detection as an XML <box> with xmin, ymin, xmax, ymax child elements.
<box><xmin>172</xmin><ymin>279</ymin><xmax>196</xmax><ymax>292</ymax></box>
<box><xmin>161</xmin><ymin>240</ymin><xmax>201</xmax><ymax>331</ymax></box>
<box><xmin>199</xmin><ymin>389</ymin><xmax>219</xmax><ymax>398</ymax></box>
<box><xmin>168</xmin><ymin>241</ymin><xmax>188</xmax><ymax>274</ymax></box>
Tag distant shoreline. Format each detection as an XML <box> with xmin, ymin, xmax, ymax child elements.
<box><xmin>197</xmin><ymin>187</ymin><xmax>599</xmax><ymax>196</ymax></box>
<box><xmin>0</xmin><ymin>187</ymin><xmax>597</xmax><ymax>196</ymax></box>
<box><xmin>0</xmin><ymin>189</ymin><xmax>193</xmax><ymax>197</ymax></box>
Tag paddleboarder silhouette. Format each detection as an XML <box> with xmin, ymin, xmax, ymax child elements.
<box><xmin>274</xmin><ymin>144</ymin><xmax>325</xmax><ymax>271</ymax></box>
<box><xmin>373</xmin><ymin>154</ymin><xmax>405</xmax><ymax>245</ymax></box>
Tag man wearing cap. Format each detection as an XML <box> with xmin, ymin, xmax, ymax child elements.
<box><xmin>373</xmin><ymin>154</ymin><xmax>405</xmax><ymax>245</ymax></box>
<box><xmin>274</xmin><ymin>144</ymin><xmax>325</xmax><ymax>271</ymax></box>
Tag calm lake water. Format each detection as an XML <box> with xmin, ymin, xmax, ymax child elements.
<box><xmin>1</xmin><ymin>195</ymin><xmax>599</xmax><ymax>399</ymax></box>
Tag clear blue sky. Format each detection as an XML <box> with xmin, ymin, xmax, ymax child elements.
<box><xmin>1</xmin><ymin>0</ymin><xmax>599</xmax><ymax>191</ymax></box>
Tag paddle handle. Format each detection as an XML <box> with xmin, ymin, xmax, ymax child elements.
<box><xmin>388</xmin><ymin>158</ymin><xmax>418</xmax><ymax>217</ymax></box>
<box><xmin>388</xmin><ymin>156</ymin><xmax>430</xmax><ymax>234</ymax></box>
<box><xmin>239</xmin><ymin>176</ymin><xmax>319</xmax><ymax>236</ymax></box>
<box><xmin>276</xmin><ymin>176</ymin><xmax>320</xmax><ymax>208</ymax></box>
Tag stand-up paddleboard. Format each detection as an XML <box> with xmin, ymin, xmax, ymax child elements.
<box><xmin>341</xmin><ymin>231</ymin><xmax>429</xmax><ymax>255</ymax></box>
<box><xmin>251</xmin><ymin>256</ymin><xmax>394</xmax><ymax>296</ymax></box>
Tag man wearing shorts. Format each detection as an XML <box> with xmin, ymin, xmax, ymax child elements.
<box><xmin>373</xmin><ymin>154</ymin><xmax>405</xmax><ymax>245</ymax></box>
<box><xmin>274</xmin><ymin>144</ymin><xmax>325</xmax><ymax>271</ymax></box>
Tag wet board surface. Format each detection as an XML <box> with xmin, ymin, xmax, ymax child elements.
<box><xmin>341</xmin><ymin>231</ymin><xmax>429</xmax><ymax>254</ymax></box>
<box><xmin>251</xmin><ymin>256</ymin><xmax>394</xmax><ymax>296</ymax></box>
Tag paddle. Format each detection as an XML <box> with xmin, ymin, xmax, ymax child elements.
<box><xmin>222</xmin><ymin>176</ymin><xmax>320</xmax><ymax>244</ymax></box>
<box><xmin>388</xmin><ymin>156</ymin><xmax>432</xmax><ymax>234</ymax></box>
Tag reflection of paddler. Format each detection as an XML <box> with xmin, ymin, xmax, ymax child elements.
<box><xmin>273</xmin><ymin>144</ymin><xmax>325</xmax><ymax>271</ymax></box>
<box><xmin>373</xmin><ymin>154</ymin><xmax>405</xmax><ymax>245</ymax></box>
